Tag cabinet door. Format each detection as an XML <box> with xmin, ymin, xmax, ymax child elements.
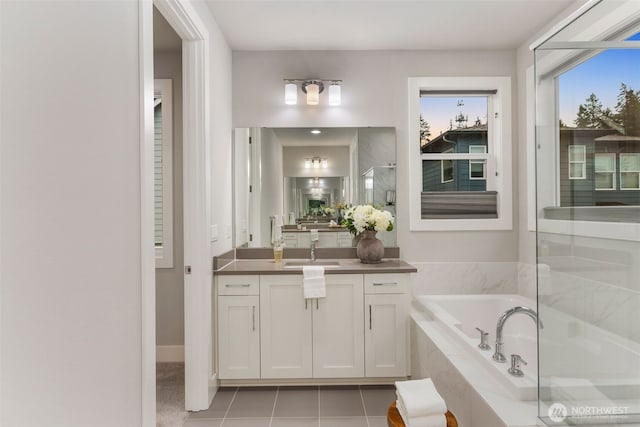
<box><xmin>260</xmin><ymin>275</ymin><xmax>313</xmax><ymax>378</ymax></box>
<box><xmin>365</xmin><ymin>293</ymin><xmax>408</xmax><ymax>377</ymax></box>
<box><xmin>313</xmin><ymin>274</ymin><xmax>364</xmax><ymax>378</ymax></box>
<box><xmin>297</xmin><ymin>233</ymin><xmax>311</xmax><ymax>248</ymax></box>
<box><xmin>317</xmin><ymin>232</ymin><xmax>337</xmax><ymax>248</ymax></box>
<box><xmin>218</xmin><ymin>296</ymin><xmax>260</xmax><ymax>379</ymax></box>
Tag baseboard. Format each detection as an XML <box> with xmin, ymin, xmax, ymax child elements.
<box><xmin>156</xmin><ymin>345</ymin><xmax>185</xmax><ymax>362</ymax></box>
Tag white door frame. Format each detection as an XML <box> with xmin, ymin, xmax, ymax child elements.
<box><xmin>141</xmin><ymin>0</ymin><xmax>215</xmax><ymax>419</ymax></box>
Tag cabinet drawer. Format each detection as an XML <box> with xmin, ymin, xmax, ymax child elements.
<box><xmin>364</xmin><ymin>274</ymin><xmax>407</xmax><ymax>294</ymax></box>
<box><xmin>218</xmin><ymin>275</ymin><xmax>259</xmax><ymax>296</ymax></box>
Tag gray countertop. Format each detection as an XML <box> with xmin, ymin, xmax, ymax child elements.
<box><xmin>281</xmin><ymin>227</ymin><xmax>349</xmax><ymax>233</ymax></box>
<box><xmin>215</xmin><ymin>258</ymin><xmax>417</xmax><ymax>275</ymax></box>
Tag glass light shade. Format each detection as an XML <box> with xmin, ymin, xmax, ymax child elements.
<box><xmin>321</xmin><ymin>159</ymin><xmax>328</xmax><ymax>168</ymax></box>
<box><xmin>306</xmin><ymin>83</ymin><xmax>320</xmax><ymax>105</ymax></box>
<box><xmin>304</xmin><ymin>159</ymin><xmax>311</xmax><ymax>169</ymax></box>
<box><xmin>285</xmin><ymin>82</ymin><xmax>297</xmax><ymax>105</ymax></box>
<box><xmin>313</xmin><ymin>159</ymin><xmax>320</xmax><ymax>169</ymax></box>
<box><xmin>328</xmin><ymin>83</ymin><xmax>341</xmax><ymax>106</ymax></box>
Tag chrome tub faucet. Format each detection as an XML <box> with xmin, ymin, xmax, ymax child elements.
<box><xmin>492</xmin><ymin>306</ymin><xmax>542</xmax><ymax>363</ymax></box>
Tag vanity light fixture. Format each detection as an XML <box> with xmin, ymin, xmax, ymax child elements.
<box><xmin>283</xmin><ymin>79</ymin><xmax>342</xmax><ymax>106</ymax></box>
<box><xmin>304</xmin><ymin>157</ymin><xmax>328</xmax><ymax>169</ymax></box>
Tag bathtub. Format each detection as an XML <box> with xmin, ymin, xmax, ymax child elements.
<box><xmin>414</xmin><ymin>294</ymin><xmax>539</xmax><ymax>401</ymax></box>
<box><xmin>414</xmin><ymin>294</ymin><xmax>640</xmax><ymax>406</ymax></box>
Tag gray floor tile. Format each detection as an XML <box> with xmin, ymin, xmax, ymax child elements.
<box><xmin>226</xmin><ymin>387</ymin><xmax>277</xmax><ymax>418</ymax></box>
<box><xmin>319</xmin><ymin>387</ymin><xmax>365</xmax><ymax>417</ymax></box>
<box><xmin>189</xmin><ymin>388</ymin><xmax>237</xmax><ymax>419</ymax></box>
<box><xmin>221</xmin><ymin>418</ymin><xmax>271</xmax><ymax>427</ymax></box>
<box><xmin>271</xmin><ymin>417</ymin><xmax>320</xmax><ymax>427</ymax></box>
<box><xmin>367</xmin><ymin>416</ymin><xmax>389</xmax><ymax>427</ymax></box>
<box><xmin>319</xmin><ymin>417</ymin><xmax>368</xmax><ymax>427</ymax></box>
<box><xmin>273</xmin><ymin>386</ymin><xmax>319</xmax><ymax>418</ymax></box>
<box><xmin>182</xmin><ymin>419</ymin><xmax>223</xmax><ymax>427</ymax></box>
<box><xmin>360</xmin><ymin>385</ymin><xmax>396</xmax><ymax>416</ymax></box>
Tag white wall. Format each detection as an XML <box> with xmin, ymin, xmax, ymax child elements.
<box><xmin>515</xmin><ymin>0</ymin><xmax>591</xmax><ymax>265</ymax></box>
<box><xmin>1</xmin><ymin>1</ymin><xmax>144</xmax><ymax>425</ymax></box>
<box><xmin>154</xmin><ymin>51</ymin><xmax>185</xmax><ymax>350</ymax></box>
<box><xmin>191</xmin><ymin>0</ymin><xmax>234</xmax><ymax>258</ymax></box>
<box><xmin>0</xmin><ymin>0</ymin><xmax>233</xmax><ymax>425</ymax></box>
<box><xmin>233</xmin><ymin>50</ymin><xmax>519</xmax><ymax>262</ymax></box>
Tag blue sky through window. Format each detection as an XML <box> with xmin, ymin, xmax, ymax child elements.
<box><xmin>559</xmin><ymin>32</ymin><xmax>640</xmax><ymax>126</ymax></box>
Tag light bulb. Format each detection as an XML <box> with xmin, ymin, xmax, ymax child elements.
<box><xmin>321</xmin><ymin>159</ymin><xmax>328</xmax><ymax>168</ymax></box>
<box><xmin>306</xmin><ymin>83</ymin><xmax>320</xmax><ymax>105</ymax></box>
<box><xmin>304</xmin><ymin>159</ymin><xmax>311</xmax><ymax>169</ymax></box>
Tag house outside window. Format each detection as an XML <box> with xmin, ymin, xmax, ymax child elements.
<box><xmin>469</xmin><ymin>145</ymin><xmax>487</xmax><ymax>180</ymax></box>
<box><xmin>441</xmin><ymin>148</ymin><xmax>454</xmax><ymax>184</ymax></box>
<box><xmin>620</xmin><ymin>153</ymin><xmax>640</xmax><ymax>190</ymax></box>
<box><xmin>594</xmin><ymin>153</ymin><xmax>616</xmax><ymax>190</ymax></box>
<box><xmin>568</xmin><ymin>145</ymin><xmax>586</xmax><ymax>180</ymax></box>
<box><xmin>408</xmin><ymin>76</ymin><xmax>512</xmax><ymax>231</ymax></box>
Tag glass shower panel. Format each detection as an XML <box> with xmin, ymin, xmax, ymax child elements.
<box><xmin>535</xmin><ymin>13</ymin><xmax>640</xmax><ymax>426</ymax></box>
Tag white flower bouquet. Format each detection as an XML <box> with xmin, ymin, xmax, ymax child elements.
<box><xmin>341</xmin><ymin>205</ymin><xmax>394</xmax><ymax>236</ymax></box>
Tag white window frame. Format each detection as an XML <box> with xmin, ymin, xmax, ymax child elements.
<box><xmin>154</xmin><ymin>79</ymin><xmax>174</xmax><ymax>268</ymax></box>
<box><xmin>440</xmin><ymin>148</ymin><xmax>454</xmax><ymax>183</ymax></box>
<box><xmin>568</xmin><ymin>145</ymin><xmax>586</xmax><ymax>180</ymax></box>
<box><xmin>594</xmin><ymin>152</ymin><xmax>616</xmax><ymax>191</ymax></box>
<box><xmin>409</xmin><ymin>76</ymin><xmax>512</xmax><ymax>231</ymax></box>
<box><xmin>469</xmin><ymin>145</ymin><xmax>487</xmax><ymax>180</ymax></box>
<box><xmin>620</xmin><ymin>153</ymin><xmax>640</xmax><ymax>190</ymax></box>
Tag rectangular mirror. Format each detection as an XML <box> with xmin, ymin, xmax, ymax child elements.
<box><xmin>233</xmin><ymin>127</ymin><xmax>397</xmax><ymax>249</ymax></box>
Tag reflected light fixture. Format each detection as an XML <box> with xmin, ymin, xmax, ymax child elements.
<box><xmin>304</xmin><ymin>157</ymin><xmax>328</xmax><ymax>169</ymax></box>
<box><xmin>310</xmin><ymin>129</ymin><xmax>321</xmax><ymax>135</ymax></box>
<box><xmin>283</xmin><ymin>79</ymin><xmax>341</xmax><ymax>106</ymax></box>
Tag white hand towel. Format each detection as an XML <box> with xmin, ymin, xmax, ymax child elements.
<box><xmin>395</xmin><ymin>378</ymin><xmax>447</xmax><ymax>417</ymax></box>
<box><xmin>397</xmin><ymin>399</ymin><xmax>446</xmax><ymax>427</ymax></box>
<box><xmin>303</xmin><ymin>266</ymin><xmax>325</xmax><ymax>299</ymax></box>
<box><xmin>310</xmin><ymin>229</ymin><xmax>319</xmax><ymax>242</ymax></box>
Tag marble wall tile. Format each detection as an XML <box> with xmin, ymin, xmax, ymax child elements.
<box><xmin>409</xmin><ymin>262</ymin><xmax>518</xmax><ymax>296</ymax></box>
<box><xmin>517</xmin><ymin>262</ymin><xmax>536</xmax><ymax>300</ymax></box>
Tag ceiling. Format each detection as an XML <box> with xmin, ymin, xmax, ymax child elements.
<box><xmin>205</xmin><ymin>0</ymin><xmax>581</xmax><ymax>51</ymax></box>
<box><xmin>272</xmin><ymin>127</ymin><xmax>358</xmax><ymax>146</ymax></box>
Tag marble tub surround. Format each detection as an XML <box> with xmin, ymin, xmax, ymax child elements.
<box><xmin>409</xmin><ymin>262</ymin><xmax>518</xmax><ymax>296</ymax></box>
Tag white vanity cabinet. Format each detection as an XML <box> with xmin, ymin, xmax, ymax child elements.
<box><xmin>259</xmin><ymin>275</ymin><xmax>313</xmax><ymax>378</ymax></box>
<box><xmin>260</xmin><ymin>274</ymin><xmax>364</xmax><ymax>379</ymax></box>
<box><xmin>312</xmin><ymin>274</ymin><xmax>364</xmax><ymax>378</ymax></box>
<box><xmin>364</xmin><ymin>274</ymin><xmax>409</xmax><ymax>377</ymax></box>
<box><xmin>216</xmin><ymin>270</ymin><xmax>410</xmax><ymax>382</ymax></box>
<box><xmin>281</xmin><ymin>231</ymin><xmax>351</xmax><ymax>248</ymax></box>
<box><xmin>217</xmin><ymin>275</ymin><xmax>260</xmax><ymax>379</ymax></box>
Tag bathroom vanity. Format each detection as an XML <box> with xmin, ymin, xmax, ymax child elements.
<box><xmin>214</xmin><ymin>258</ymin><xmax>416</xmax><ymax>385</ymax></box>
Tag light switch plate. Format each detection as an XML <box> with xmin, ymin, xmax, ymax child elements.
<box><xmin>210</xmin><ymin>224</ymin><xmax>218</xmax><ymax>242</ymax></box>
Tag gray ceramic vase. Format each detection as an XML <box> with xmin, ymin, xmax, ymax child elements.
<box><xmin>356</xmin><ymin>230</ymin><xmax>384</xmax><ymax>264</ymax></box>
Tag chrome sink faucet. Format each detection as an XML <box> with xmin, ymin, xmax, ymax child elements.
<box><xmin>492</xmin><ymin>306</ymin><xmax>542</xmax><ymax>363</ymax></box>
<box><xmin>310</xmin><ymin>240</ymin><xmax>317</xmax><ymax>261</ymax></box>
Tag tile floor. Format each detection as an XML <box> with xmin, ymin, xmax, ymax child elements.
<box><xmin>183</xmin><ymin>385</ymin><xmax>396</xmax><ymax>427</ymax></box>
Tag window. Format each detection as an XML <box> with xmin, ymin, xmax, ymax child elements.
<box><xmin>620</xmin><ymin>153</ymin><xmax>640</xmax><ymax>190</ymax></box>
<box><xmin>594</xmin><ymin>153</ymin><xmax>616</xmax><ymax>190</ymax></box>
<box><xmin>408</xmin><ymin>76</ymin><xmax>512</xmax><ymax>231</ymax></box>
<box><xmin>441</xmin><ymin>148</ymin><xmax>454</xmax><ymax>183</ymax></box>
<box><xmin>154</xmin><ymin>79</ymin><xmax>174</xmax><ymax>268</ymax></box>
<box><xmin>469</xmin><ymin>145</ymin><xmax>487</xmax><ymax>180</ymax></box>
<box><xmin>568</xmin><ymin>145</ymin><xmax>586</xmax><ymax>180</ymax></box>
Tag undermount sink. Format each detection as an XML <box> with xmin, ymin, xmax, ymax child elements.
<box><xmin>283</xmin><ymin>261</ymin><xmax>342</xmax><ymax>269</ymax></box>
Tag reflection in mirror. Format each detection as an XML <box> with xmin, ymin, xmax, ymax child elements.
<box><xmin>233</xmin><ymin>127</ymin><xmax>396</xmax><ymax>248</ymax></box>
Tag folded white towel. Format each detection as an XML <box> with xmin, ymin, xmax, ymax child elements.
<box><xmin>303</xmin><ymin>266</ymin><xmax>325</xmax><ymax>299</ymax></box>
<box><xmin>397</xmin><ymin>399</ymin><xmax>446</xmax><ymax>427</ymax></box>
<box><xmin>395</xmin><ymin>378</ymin><xmax>447</xmax><ymax>418</ymax></box>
